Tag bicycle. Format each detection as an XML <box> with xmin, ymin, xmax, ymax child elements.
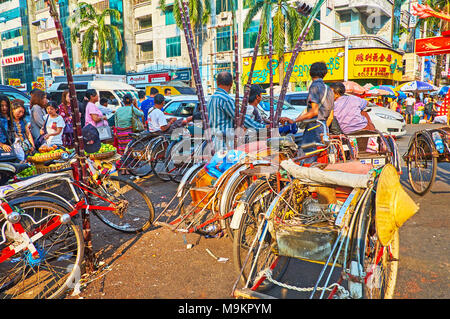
<box><xmin>0</xmin><ymin>173</ymin><xmax>84</xmax><ymax>299</ymax></box>
<box><xmin>403</xmin><ymin>126</ymin><xmax>450</xmax><ymax>195</ymax></box>
<box><xmin>22</xmin><ymin>151</ymin><xmax>155</xmax><ymax>233</ymax></box>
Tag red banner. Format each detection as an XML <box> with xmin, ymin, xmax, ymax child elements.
<box><xmin>415</xmin><ymin>36</ymin><xmax>450</xmax><ymax>56</ymax></box>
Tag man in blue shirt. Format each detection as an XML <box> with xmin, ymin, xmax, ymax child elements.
<box><xmin>207</xmin><ymin>72</ymin><xmax>267</xmax><ymax>150</ymax></box>
<box><xmin>140</xmin><ymin>87</ymin><xmax>158</xmax><ymax>126</ymax></box>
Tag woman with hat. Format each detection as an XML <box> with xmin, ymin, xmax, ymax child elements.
<box><xmin>114</xmin><ymin>94</ymin><xmax>144</xmax><ymax>155</ymax></box>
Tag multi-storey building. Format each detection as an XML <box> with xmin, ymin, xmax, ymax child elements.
<box><xmin>0</xmin><ymin>0</ymin><xmax>40</xmax><ymax>91</ymax></box>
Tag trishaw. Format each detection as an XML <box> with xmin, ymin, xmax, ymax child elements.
<box><xmin>231</xmin><ymin>160</ymin><xmax>418</xmax><ymax>299</ymax></box>
<box><xmin>403</xmin><ymin>126</ymin><xmax>450</xmax><ymax>195</ymax></box>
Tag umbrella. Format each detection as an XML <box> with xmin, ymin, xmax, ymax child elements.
<box><xmin>372</xmin><ymin>85</ymin><xmax>397</xmax><ymax>97</ymax></box>
<box><xmin>398</xmin><ymin>81</ymin><xmax>438</xmax><ymax>92</ymax></box>
<box><xmin>437</xmin><ymin>86</ymin><xmax>449</xmax><ymax>96</ymax></box>
<box><xmin>397</xmin><ymin>91</ymin><xmax>407</xmax><ymax>99</ymax></box>
<box><xmin>343</xmin><ymin>81</ymin><xmax>368</xmax><ymax>95</ymax></box>
<box><xmin>367</xmin><ymin>88</ymin><xmax>392</xmax><ymax>96</ymax></box>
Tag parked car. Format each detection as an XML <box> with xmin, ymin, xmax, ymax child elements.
<box><xmin>0</xmin><ymin>84</ymin><xmax>31</xmax><ymax>121</ymax></box>
<box><xmin>284</xmin><ymin>91</ymin><xmax>309</xmax><ymax>108</ymax></box>
<box><xmin>365</xmin><ymin>104</ymin><xmax>406</xmax><ymax>137</ymax></box>
<box><xmin>47</xmin><ymin>80</ymin><xmax>139</xmax><ymax>112</ymax></box>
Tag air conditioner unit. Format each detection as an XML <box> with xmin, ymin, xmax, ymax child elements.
<box><xmin>218</xmin><ymin>12</ymin><xmax>228</xmax><ymax>21</ymax></box>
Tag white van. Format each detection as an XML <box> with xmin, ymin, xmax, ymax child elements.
<box><xmin>47</xmin><ymin>77</ymin><xmax>139</xmax><ymax>112</ymax></box>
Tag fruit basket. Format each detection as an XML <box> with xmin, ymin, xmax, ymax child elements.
<box><xmin>28</xmin><ymin>148</ymin><xmax>67</xmax><ymax>163</ymax></box>
<box><xmin>87</xmin><ymin>143</ymin><xmax>117</xmax><ymax>160</ymax></box>
<box><xmin>17</xmin><ymin>165</ymin><xmax>38</xmax><ymax>178</ymax></box>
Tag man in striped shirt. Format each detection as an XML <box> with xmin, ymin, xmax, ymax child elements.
<box><xmin>207</xmin><ymin>72</ymin><xmax>267</xmax><ymax>150</ymax></box>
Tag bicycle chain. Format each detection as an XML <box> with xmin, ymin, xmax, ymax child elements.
<box><xmin>263</xmin><ymin>269</ymin><xmax>350</xmax><ymax>299</ymax></box>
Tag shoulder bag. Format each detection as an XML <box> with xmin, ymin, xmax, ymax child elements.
<box><xmin>131</xmin><ymin>105</ymin><xmax>145</xmax><ymax>132</ymax></box>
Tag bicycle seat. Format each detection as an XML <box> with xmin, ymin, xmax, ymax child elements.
<box><xmin>0</xmin><ymin>162</ymin><xmax>30</xmax><ymax>174</ymax></box>
<box><xmin>0</xmin><ymin>172</ymin><xmax>71</xmax><ymax>198</ymax></box>
<box><xmin>267</xmin><ymin>136</ymin><xmax>297</xmax><ymax>151</ymax></box>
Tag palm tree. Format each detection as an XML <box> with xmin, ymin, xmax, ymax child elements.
<box><xmin>68</xmin><ymin>2</ymin><xmax>123</xmax><ymax>74</ymax></box>
<box><xmin>242</xmin><ymin>0</ymin><xmax>315</xmax><ymax>87</ymax></box>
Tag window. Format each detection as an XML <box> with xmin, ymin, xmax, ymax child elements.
<box><xmin>138</xmin><ymin>16</ymin><xmax>152</xmax><ymax>30</ymax></box>
<box><xmin>0</xmin><ymin>8</ymin><xmax>20</xmax><ymax>21</ymax></box>
<box><xmin>3</xmin><ymin>45</ymin><xmax>24</xmax><ymax>57</ymax></box>
<box><xmin>100</xmin><ymin>91</ymin><xmax>118</xmax><ymax>105</ymax></box>
<box><xmin>166</xmin><ymin>36</ymin><xmax>181</xmax><ymax>57</ymax></box>
<box><xmin>243</xmin><ymin>20</ymin><xmax>259</xmax><ymax>49</ymax></box>
<box><xmin>165</xmin><ymin>7</ymin><xmax>175</xmax><ymax>25</ymax></box>
<box><xmin>1</xmin><ymin>28</ymin><xmax>21</xmax><ymax>41</ymax></box>
<box><xmin>164</xmin><ymin>101</ymin><xmax>181</xmax><ymax>115</ymax></box>
<box><xmin>216</xmin><ymin>26</ymin><xmax>231</xmax><ymax>52</ymax></box>
<box><xmin>139</xmin><ymin>41</ymin><xmax>153</xmax><ymax>61</ymax></box>
<box><xmin>312</xmin><ymin>16</ymin><xmax>320</xmax><ymax>41</ymax></box>
<box><xmin>179</xmin><ymin>102</ymin><xmax>197</xmax><ymax>116</ymax></box>
<box><xmin>216</xmin><ymin>0</ymin><xmax>231</xmax><ymax>14</ymax></box>
<box><xmin>339</xmin><ymin>12</ymin><xmax>351</xmax><ymax>23</ymax></box>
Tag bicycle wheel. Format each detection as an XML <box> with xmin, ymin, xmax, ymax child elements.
<box><xmin>121</xmin><ymin>138</ymin><xmax>154</xmax><ymax>177</ymax></box>
<box><xmin>407</xmin><ymin>136</ymin><xmax>437</xmax><ymax>195</ymax></box>
<box><xmin>351</xmin><ymin>193</ymin><xmax>399</xmax><ymax>299</ymax></box>
<box><xmin>220</xmin><ymin>169</ymin><xmax>257</xmax><ymax>241</ymax></box>
<box><xmin>90</xmin><ymin>175</ymin><xmax>155</xmax><ymax>233</ymax></box>
<box><xmin>164</xmin><ymin>138</ymin><xmax>194</xmax><ymax>183</ymax></box>
<box><xmin>233</xmin><ymin>179</ymin><xmax>290</xmax><ymax>292</ymax></box>
<box><xmin>150</xmin><ymin>138</ymin><xmax>171</xmax><ymax>181</ymax></box>
<box><xmin>0</xmin><ymin>200</ymin><xmax>84</xmax><ymax>299</ymax></box>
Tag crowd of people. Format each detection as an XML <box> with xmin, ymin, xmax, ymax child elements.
<box><xmin>371</xmin><ymin>93</ymin><xmax>442</xmax><ymax>124</ymax></box>
<box><xmin>0</xmin><ymin>86</ymin><xmax>176</xmax><ymax>164</ymax></box>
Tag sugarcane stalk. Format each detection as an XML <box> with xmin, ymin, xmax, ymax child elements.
<box><xmin>239</xmin><ymin>20</ymin><xmax>264</xmax><ymax>128</ymax></box>
<box><xmin>232</xmin><ymin>1</ymin><xmax>240</xmax><ymax>130</ymax></box>
<box><xmin>46</xmin><ymin>0</ymin><xmax>94</xmax><ymax>271</ymax></box>
<box><xmin>274</xmin><ymin>0</ymin><xmax>325</xmax><ymax>123</ymax></box>
<box><xmin>268</xmin><ymin>22</ymin><xmax>274</xmax><ymax>132</ymax></box>
<box><xmin>178</xmin><ymin>1</ymin><xmax>211</xmax><ymax>144</ymax></box>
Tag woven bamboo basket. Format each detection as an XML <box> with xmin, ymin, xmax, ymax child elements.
<box><xmin>35</xmin><ymin>162</ymin><xmax>72</xmax><ymax>174</ymax></box>
<box><xmin>28</xmin><ymin>151</ymin><xmax>66</xmax><ymax>164</ymax></box>
<box><xmin>89</xmin><ymin>150</ymin><xmax>116</xmax><ymax>160</ymax></box>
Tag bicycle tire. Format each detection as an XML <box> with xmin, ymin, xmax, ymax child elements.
<box><xmin>150</xmin><ymin>138</ymin><xmax>171</xmax><ymax>181</ymax></box>
<box><xmin>232</xmin><ymin>179</ymin><xmax>290</xmax><ymax>292</ymax></box>
<box><xmin>351</xmin><ymin>192</ymin><xmax>399</xmax><ymax>299</ymax></box>
<box><xmin>407</xmin><ymin>137</ymin><xmax>437</xmax><ymax>195</ymax></box>
<box><xmin>90</xmin><ymin>175</ymin><xmax>155</xmax><ymax>233</ymax></box>
<box><xmin>164</xmin><ymin>138</ymin><xmax>193</xmax><ymax>183</ymax></box>
<box><xmin>122</xmin><ymin>138</ymin><xmax>153</xmax><ymax>177</ymax></box>
<box><xmin>220</xmin><ymin>168</ymin><xmax>259</xmax><ymax>241</ymax></box>
<box><xmin>0</xmin><ymin>200</ymin><xmax>84</xmax><ymax>299</ymax></box>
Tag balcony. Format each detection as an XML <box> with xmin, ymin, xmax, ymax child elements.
<box><xmin>135</xmin><ymin>3</ymin><xmax>152</xmax><ymax>19</ymax></box>
<box><xmin>135</xmin><ymin>28</ymin><xmax>153</xmax><ymax>44</ymax></box>
<box><xmin>134</xmin><ymin>0</ymin><xmax>151</xmax><ymax>5</ymax></box>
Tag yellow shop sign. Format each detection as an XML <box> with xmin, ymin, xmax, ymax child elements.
<box><xmin>242</xmin><ymin>47</ymin><xmax>403</xmax><ymax>84</ymax></box>
<box><xmin>242</xmin><ymin>48</ymin><xmax>344</xmax><ymax>84</ymax></box>
<box><xmin>349</xmin><ymin>48</ymin><xmax>403</xmax><ymax>81</ymax></box>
